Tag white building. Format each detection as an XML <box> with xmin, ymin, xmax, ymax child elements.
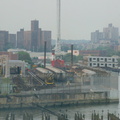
<box><xmin>87</xmin><ymin>56</ymin><xmax>118</xmax><ymax>68</ymax></box>
<box><xmin>67</xmin><ymin>50</ymin><xmax>79</xmax><ymax>56</ymax></box>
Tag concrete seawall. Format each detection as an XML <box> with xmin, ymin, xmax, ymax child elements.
<box><xmin>0</xmin><ymin>91</ymin><xmax>118</xmax><ymax>109</ymax></box>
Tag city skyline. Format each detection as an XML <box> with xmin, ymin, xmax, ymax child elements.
<box><xmin>0</xmin><ymin>0</ymin><xmax>120</xmax><ymax>40</ymax></box>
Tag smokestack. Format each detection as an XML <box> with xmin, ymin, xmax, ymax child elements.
<box><xmin>44</xmin><ymin>41</ymin><xmax>46</xmax><ymax>68</ymax></box>
<box><xmin>71</xmin><ymin>44</ymin><xmax>73</xmax><ymax>67</ymax></box>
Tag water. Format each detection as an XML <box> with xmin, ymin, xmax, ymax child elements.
<box><xmin>0</xmin><ymin>103</ymin><xmax>120</xmax><ymax>120</ymax></box>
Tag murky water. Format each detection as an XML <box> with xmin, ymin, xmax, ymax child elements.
<box><xmin>0</xmin><ymin>103</ymin><xmax>120</xmax><ymax>120</ymax></box>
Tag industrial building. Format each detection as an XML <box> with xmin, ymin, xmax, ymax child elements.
<box><xmin>0</xmin><ymin>55</ymin><xmax>25</xmax><ymax>77</ymax></box>
<box><xmin>85</xmin><ymin>56</ymin><xmax>118</xmax><ymax>68</ymax></box>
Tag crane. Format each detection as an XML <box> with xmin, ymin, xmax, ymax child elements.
<box><xmin>51</xmin><ymin>0</ymin><xmax>65</xmax><ymax>68</ymax></box>
<box><xmin>55</xmin><ymin>0</ymin><xmax>61</xmax><ymax>55</ymax></box>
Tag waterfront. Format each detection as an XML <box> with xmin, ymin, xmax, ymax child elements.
<box><xmin>0</xmin><ymin>103</ymin><xmax>120</xmax><ymax>120</ymax></box>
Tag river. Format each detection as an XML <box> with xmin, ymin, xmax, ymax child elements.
<box><xmin>0</xmin><ymin>103</ymin><xmax>120</xmax><ymax>120</ymax></box>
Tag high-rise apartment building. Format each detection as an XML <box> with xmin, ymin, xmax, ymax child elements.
<box><xmin>91</xmin><ymin>30</ymin><xmax>103</xmax><ymax>43</ymax></box>
<box><xmin>30</xmin><ymin>20</ymin><xmax>52</xmax><ymax>52</ymax></box>
<box><xmin>8</xmin><ymin>34</ymin><xmax>16</xmax><ymax>48</ymax></box>
<box><xmin>0</xmin><ymin>20</ymin><xmax>52</xmax><ymax>52</ymax></box>
<box><xmin>41</xmin><ymin>31</ymin><xmax>52</xmax><ymax>52</ymax></box>
<box><xmin>17</xmin><ymin>29</ymin><xmax>24</xmax><ymax>48</ymax></box>
<box><xmin>31</xmin><ymin>20</ymin><xmax>39</xmax><ymax>52</ymax></box>
<box><xmin>103</xmin><ymin>24</ymin><xmax>119</xmax><ymax>42</ymax></box>
<box><xmin>24</xmin><ymin>31</ymin><xmax>31</xmax><ymax>50</ymax></box>
<box><xmin>0</xmin><ymin>31</ymin><xmax>9</xmax><ymax>51</ymax></box>
<box><xmin>38</xmin><ymin>28</ymin><xmax>42</xmax><ymax>51</ymax></box>
<box><xmin>31</xmin><ymin>20</ymin><xmax>39</xmax><ymax>31</ymax></box>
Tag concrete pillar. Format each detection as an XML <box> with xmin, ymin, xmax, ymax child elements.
<box><xmin>21</xmin><ymin>61</ymin><xmax>25</xmax><ymax>76</ymax></box>
<box><xmin>118</xmin><ymin>72</ymin><xmax>120</xmax><ymax>102</ymax></box>
<box><xmin>5</xmin><ymin>60</ymin><xmax>10</xmax><ymax>78</ymax></box>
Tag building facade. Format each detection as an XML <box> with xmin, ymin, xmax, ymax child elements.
<box><xmin>17</xmin><ymin>29</ymin><xmax>24</xmax><ymax>48</ymax></box>
<box><xmin>91</xmin><ymin>30</ymin><xmax>103</xmax><ymax>43</ymax></box>
<box><xmin>41</xmin><ymin>31</ymin><xmax>52</xmax><ymax>52</ymax></box>
<box><xmin>8</xmin><ymin>34</ymin><xmax>16</xmax><ymax>48</ymax></box>
<box><xmin>103</xmin><ymin>24</ymin><xmax>119</xmax><ymax>42</ymax></box>
<box><xmin>79</xmin><ymin>50</ymin><xmax>106</xmax><ymax>56</ymax></box>
<box><xmin>67</xmin><ymin>50</ymin><xmax>79</xmax><ymax>56</ymax></box>
<box><xmin>24</xmin><ymin>31</ymin><xmax>31</xmax><ymax>50</ymax></box>
<box><xmin>31</xmin><ymin>20</ymin><xmax>39</xmax><ymax>52</ymax></box>
<box><xmin>87</xmin><ymin>56</ymin><xmax>118</xmax><ymax>68</ymax></box>
<box><xmin>0</xmin><ymin>52</ymin><xmax>18</xmax><ymax>60</ymax></box>
<box><xmin>0</xmin><ymin>31</ymin><xmax>9</xmax><ymax>51</ymax></box>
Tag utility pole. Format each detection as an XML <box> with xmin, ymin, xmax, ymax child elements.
<box><xmin>71</xmin><ymin>44</ymin><xmax>73</xmax><ymax>67</ymax></box>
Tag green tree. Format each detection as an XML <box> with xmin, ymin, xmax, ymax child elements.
<box><xmin>62</xmin><ymin>53</ymin><xmax>83</xmax><ymax>63</ymax></box>
<box><xmin>18</xmin><ymin>51</ymin><xmax>33</xmax><ymax>64</ymax></box>
<box><xmin>95</xmin><ymin>46</ymin><xmax>117</xmax><ymax>57</ymax></box>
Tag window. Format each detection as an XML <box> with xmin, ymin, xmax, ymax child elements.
<box><xmin>113</xmin><ymin>64</ymin><xmax>115</xmax><ymax>67</ymax></box>
<box><xmin>90</xmin><ymin>63</ymin><xmax>92</xmax><ymax>66</ymax></box>
<box><xmin>112</xmin><ymin>58</ymin><xmax>115</xmax><ymax>62</ymax></box>
<box><xmin>89</xmin><ymin>58</ymin><xmax>92</xmax><ymax>61</ymax></box>
<box><xmin>105</xmin><ymin>58</ymin><xmax>107</xmax><ymax>62</ymax></box>
<box><xmin>97</xmin><ymin>58</ymin><xmax>99</xmax><ymax>61</ymax></box>
<box><xmin>97</xmin><ymin>63</ymin><xmax>99</xmax><ymax>67</ymax></box>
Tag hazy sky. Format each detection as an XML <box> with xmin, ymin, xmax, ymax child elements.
<box><xmin>0</xmin><ymin>0</ymin><xmax>120</xmax><ymax>40</ymax></box>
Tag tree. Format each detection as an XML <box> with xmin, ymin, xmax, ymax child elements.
<box><xmin>95</xmin><ymin>46</ymin><xmax>117</xmax><ymax>57</ymax></box>
<box><xmin>18</xmin><ymin>51</ymin><xmax>33</xmax><ymax>64</ymax></box>
<box><xmin>62</xmin><ymin>53</ymin><xmax>83</xmax><ymax>63</ymax></box>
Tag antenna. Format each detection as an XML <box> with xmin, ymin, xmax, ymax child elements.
<box><xmin>55</xmin><ymin>0</ymin><xmax>61</xmax><ymax>54</ymax></box>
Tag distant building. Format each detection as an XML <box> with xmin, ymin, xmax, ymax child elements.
<box><xmin>8</xmin><ymin>34</ymin><xmax>16</xmax><ymax>48</ymax></box>
<box><xmin>85</xmin><ymin>56</ymin><xmax>118</xmax><ymax>68</ymax></box>
<box><xmin>38</xmin><ymin>28</ymin><xmax>42</xmax><ymax>51</ymax></box>
<box><xmin>41</xmin><ymin>31</ymin><xmax>52</xmax><ymax>52</ymax></box>
<box><xmin>17</xmin><ymin>29</ymin><xmax>24</xmax><ymax>48</ymax></box>
<box><xmin>0</xmin><ymin>52</ymin><xmax>18</xmax><ymax>60</ymax></box>
<box><xmin>31</xmin><ymin>20</ymin><xmax>39</xmax><ymax>31</ymax></box>
<box><xmin>67</xmin><ymin>50</ymin><xmax>79</xmax><ymax>56</ymax></box>
<box><xmin>31</xmin><ymin>20</ymin><xmax>39</xmax><ymax>52</ymax></box>
<box><xmin>79</xmin><ymin>50</ymin><xmax>106</xmax><ymax>56</ymax></box>
<box><xmin>99</xmin><ymin>40</ymin><xmax>111</xmax><ymax>47</ymax></box>
<box><xmin>0</xmin><ymin>31</ymin><xmax>9</xmax><ymax>51</ymax></box>
<box><xmin>103</xmin><ymin>24</ymin><xmax>119</xmax><ymax>42</ymax></box>
<box><xmin>24</xmin><ymin>31</ymin><xmax>31</xmax><ymax>50</ymax></box>
<box><xmin>0</xmin><ymin>20</ymin><xmax>52</xmax><ymax>52</ymax></box>
<box><xmin>91</xmin><ymin>30</ymin><xmax>103</xmax><ymax>43</ymax></box>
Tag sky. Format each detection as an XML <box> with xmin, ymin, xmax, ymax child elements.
<box><xmin>0</xmin><ymin>0</ymin><xmax>120</xmax><ymax>40</ymax></box>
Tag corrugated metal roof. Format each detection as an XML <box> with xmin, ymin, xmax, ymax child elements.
<box><xmin>36</xmin><ymin>67</ymin><xmax>52</xmax><ymax>74</ymax></box>
<box><xmin>82</xmin><ymin>69</ymin><xmax>96</xmax><ymax>75</ymax></box>
<box><xmin>46</xmin><ymin>66</ymin><xmax>65</xmax><ymax>73</ymax></box>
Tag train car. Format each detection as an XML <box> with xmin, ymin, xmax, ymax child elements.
<box><xmin>46</xmin><ymin>66</ymin><xmax>66</xmax><ymax>82</ymax></box>
<box><xmin>35</xmin><ymin>67</ymin><xmax>54</xmax><ymax>85</ymax></box>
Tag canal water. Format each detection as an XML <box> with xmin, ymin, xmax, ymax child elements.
<box><xmin>0</xmin><ymin>103</ymin><xmax>120</xmax><ymax>120</ymax></box>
